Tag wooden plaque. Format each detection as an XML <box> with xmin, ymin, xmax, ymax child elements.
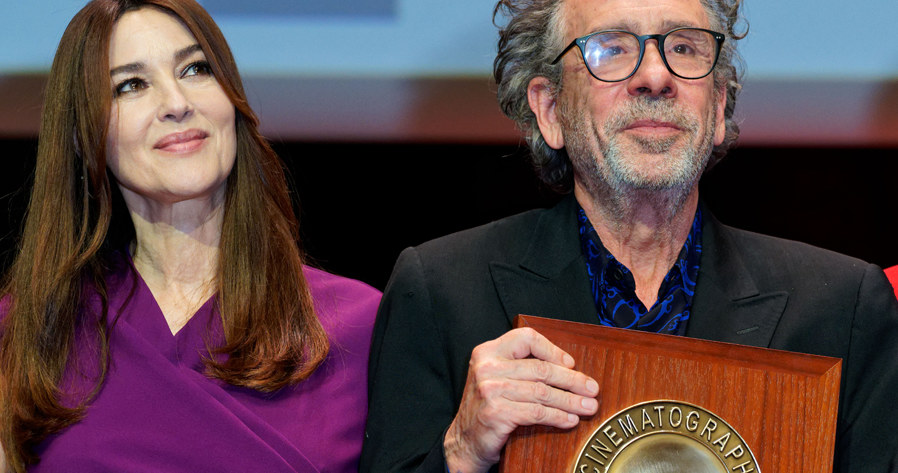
<box><xmin>498</xmin><ymin>315</ymin><xmax>842</xmax><ymax>473</ymax></box>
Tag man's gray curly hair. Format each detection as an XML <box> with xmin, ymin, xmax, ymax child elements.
<box><xmin>493</xmin><ymin>0</ymin><xmax>745</xmax><ymax>193</ymax></box>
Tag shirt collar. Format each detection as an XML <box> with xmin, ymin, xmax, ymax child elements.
<box><xmin>576</xmin><ymin>204</ymin><xmax>703</xmax><ymax>306</ymax></box>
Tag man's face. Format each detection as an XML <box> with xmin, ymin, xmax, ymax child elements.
<box><xmin>538</xmin><ymin>0</ymin><xmax>727</xmax><ymax>196</ymax></box>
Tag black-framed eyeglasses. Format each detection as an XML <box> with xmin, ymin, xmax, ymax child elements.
<box><xmin>551</xmin><ymin>27</ymin><xmax>725</xmax><ymax>82</ymax></box>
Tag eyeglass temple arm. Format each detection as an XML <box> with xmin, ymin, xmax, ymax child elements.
<box><xmin>550</xmin><ymin>40</ymin><xmax>580</xmax><ymax>65</ymax></box>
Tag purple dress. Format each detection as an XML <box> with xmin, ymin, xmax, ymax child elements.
<box><xmin>30</xmin><ymin>263</ymin><xmax>380</xmax><ymax>473</ymax></box>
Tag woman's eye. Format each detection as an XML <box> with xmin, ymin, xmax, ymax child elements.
<box><xmin>181</xmin><ymin>61</ymin><xmax>213</xmax><ymax>78</ymax></box>
<box><xmin>114</xmin><ymin>78</ymin><xmax>147</xmax><ymax>97</ymax></box>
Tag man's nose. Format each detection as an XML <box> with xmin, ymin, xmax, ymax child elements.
<box><xmin>626</xmin><ymin>40</ymin><xmax>677</xmax><ymax>99</ymax></box>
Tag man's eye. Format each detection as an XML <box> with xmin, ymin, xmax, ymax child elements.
<box><xmin>605</xmin><ymin>46</ymin><xmax>625</xmax><ymax>56</ymax></box>
<box><xmin>114</xmin><ymin>78</ymin><xmax>146</xmax><ymax>97</ymax></box>
<box><xmin>670</xmin><ymin>43</ymin><xmax>696</xmax><ymax>56</ymax></box>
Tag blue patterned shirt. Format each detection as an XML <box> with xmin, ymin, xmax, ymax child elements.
<box><xmin>576</xmin><ymin>206</ymin><xmax>703</xmax><ymax>335</ymax></box>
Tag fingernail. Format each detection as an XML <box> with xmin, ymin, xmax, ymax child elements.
<box><xmin>568</xmin><ymin>413</ymin><xmax>579</xmax><ymax>424</ymax></box>
<box><xmin>581</xmin><ymin>397</ymin><xmax>598</xmax><ymax>410</ymax></box>
<box><xmin>563</xmin><ymin>354</ymin><xmax>575</xmax><ymax>367</ymax></box>
<box><xmin>586</xmin><ymin>379</ymin><xmax>599</xmax><ymax>395</ymax></box>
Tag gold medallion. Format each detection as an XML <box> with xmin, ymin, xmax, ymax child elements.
<box><xmin>572</xmin><ymin>400</ymin><xmax>759</xmax><ymax>473</ymax></box>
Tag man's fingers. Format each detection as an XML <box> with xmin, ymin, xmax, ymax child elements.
<box><xmin>445</xmin><ymin>329</ymin><xmax>602</xmax><ymax>473</ymax></box>
<box><xmin>493</xmin><ymin>397</ymin><xmax>584</xmax><ymax>430</ymax></box>
<box><xmin>493</xmin><ymin>378</ymin><xmax>599</xmax><ymax>416</ymax></box>
<box><xmin>500</xmin><ymin>327</ymin><xmax>574</xmax><ymax>367</ymax></box>
<box><xmin>472</xmin><ymin>328</ymin><xmax>600</xmax><ymax>397</ymax></box>
<box><xmin>518</xmin><ymin>358</ymin><xmax>598</xmax><ymax>397</ymax></box>
<box><xmin>472</xmin><ymin>355</ymin><xmax>598</xmax><ymax>397</ymax></box>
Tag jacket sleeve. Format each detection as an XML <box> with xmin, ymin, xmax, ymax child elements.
<box><xmin>360</xmin><ymin>247</ymin><xmax>456</xmax><ymax>473</ymax></box>
<box><xmin>836</xmin><ymin>264</ymin><xmax>898</xmax><ymax>473</ymax></box>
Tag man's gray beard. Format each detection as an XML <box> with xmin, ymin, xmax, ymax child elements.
<box><xmin>563</xmin><ymin>96</ymin><xmax>717</xmax><ymax>219</ymax></box>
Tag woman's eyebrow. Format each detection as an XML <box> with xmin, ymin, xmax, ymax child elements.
<box><xmin>110</xmin><ymin>44</ymin><xmax>203</xmax><ymax>77</ymax></box>
<box><xmin>174</xmin><ymin>43</ymin><xmax>203</xmax><ymax>64</ymax></box>
<box><xmin>110</xmin><ymin>61</ymin><xmax>144</xmax><ymax>78</ymax></box>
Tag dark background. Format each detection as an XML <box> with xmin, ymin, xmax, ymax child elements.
<box><xmin>2</xmin><ymin>138</ymin><xmax>895</xmax><ymax>290</ymax></box>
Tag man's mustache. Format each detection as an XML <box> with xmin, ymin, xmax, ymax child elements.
<box><xmin>607</xmin><ymin>97</ymin><xmax>699</xmax><ymax>134</ymax></box>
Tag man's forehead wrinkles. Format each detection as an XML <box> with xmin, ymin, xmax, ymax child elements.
<box><xmin>577</xmin><ymin>19</ymin><xmax>708</xmax><ymax>36</ymax></box>
<box><xmin>564</xmin><ymin>0</ymin><xmax>712</xmax><ymax>36</ymax></box>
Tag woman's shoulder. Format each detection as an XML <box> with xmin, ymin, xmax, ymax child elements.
<box><xmin>303</xmin><ymin>266</ymin><xmax>381</xmax><ymax>298</ymax></box>
<box><xmin>302</xmin><ymin>266</ymin><xmax>381</xmax><ymax>344</ymax></box>
<box><xmin>303</xmin><ymin>266</ymin><xmax>382</xmax><ymax>310</ymax></box>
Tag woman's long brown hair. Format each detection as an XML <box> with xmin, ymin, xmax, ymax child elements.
<box><xmin>0</xmin><ymin>1</ymin><xmax>328</xmax><ymax>470</ymax></box>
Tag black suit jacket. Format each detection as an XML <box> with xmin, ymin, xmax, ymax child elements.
<box><xmin>361</xmin><ymin>196</ymin><xmax>898</xmax><ymax>473</ymax></box>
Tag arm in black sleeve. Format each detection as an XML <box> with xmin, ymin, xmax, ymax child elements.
<box><xmin>836</xmin><ymin>264</ymin><xmax>898</xmax><ymax>473</ymax></box>
<box><xmin>361</xmin><ymin>247</ymin><xmax>455</xmax><ymax>473</ymax></box>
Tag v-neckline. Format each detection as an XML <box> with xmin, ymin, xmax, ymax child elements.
<box><xmin>116</xmin><ymin>254</ymin><xmax>221</xmax><ymax>366</ymax></box>
<box><xmin>125</xmin><ymin>250</ymin><xmax>216</xmax><ymax>337</ymax></box>
<box><xmin>135</xmin><ymin>268</ymin><xmax>215</xmax><ymax>338</ymax></box>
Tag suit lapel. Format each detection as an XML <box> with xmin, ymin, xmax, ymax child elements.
<box><xmin>490</xmin><ymin>196</ymin><xmax>597</xmax><ymax>327</ymax></box>
<box><xmin>489</xmin><ymin>198</ymin><xmax>790</xmax><ymax>348</ymax></box>
<box><xmin>687</xmin><ymin>206</ymin><xmax>788</xmax><ymax>347</ymax></box>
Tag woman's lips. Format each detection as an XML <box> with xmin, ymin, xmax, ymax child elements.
<box><xmin>154</xmin><ymin>129</ymin><xmax>208</xmax><ymax>153</ymax></box>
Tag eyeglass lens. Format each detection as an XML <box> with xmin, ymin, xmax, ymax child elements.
<box><xmin>583</xmin><ymin>29</ymin><xmax>718</xmax><ymax>81</ymax></box>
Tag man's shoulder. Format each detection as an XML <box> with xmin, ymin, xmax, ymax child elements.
<box><xmin>715</xmin><ymin>221</ymin><xmax>876</xmax><ymax>283</ymax></box>
<box><xmin>414</xmin><ymin>205</ymin><xmax>556</xmax><ymax>262</ymax></box>
<box><xmin>384</xmin><ymin>201</ymin><xmax>575</xmax><ymax>301</ymax></box>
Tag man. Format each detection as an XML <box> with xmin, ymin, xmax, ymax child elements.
<box><xmin>360</xmin><ymin>0</ymin><xmax>898</xmax><ymax>471</ymax></box>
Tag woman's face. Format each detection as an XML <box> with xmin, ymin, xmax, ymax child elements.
<box><xmin>105</xmin><ymin>7</ymin><xmax>236</xmax><ymax>211</ymax></box>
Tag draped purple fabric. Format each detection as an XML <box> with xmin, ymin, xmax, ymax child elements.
<box><xmin>31</xmin><ymin>263</ymin><xmax>380</xmax><ymax>473</ymax></box>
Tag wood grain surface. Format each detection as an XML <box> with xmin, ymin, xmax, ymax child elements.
<box><xmin>499</xmin><ymin>315</ymin><xmax>842</xmax><ymax>473</ymax></box>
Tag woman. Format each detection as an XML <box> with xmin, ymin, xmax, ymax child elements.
<box><xmin>0</xmin><ymin>1</ymin><xmax>380</xmax><ymax>471</ymax></box>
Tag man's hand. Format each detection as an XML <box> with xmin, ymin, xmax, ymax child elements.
<box><xmin>443</xmin><ymin>327</ymin><xmax>600</xmax><ymax>473</ymax></box>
